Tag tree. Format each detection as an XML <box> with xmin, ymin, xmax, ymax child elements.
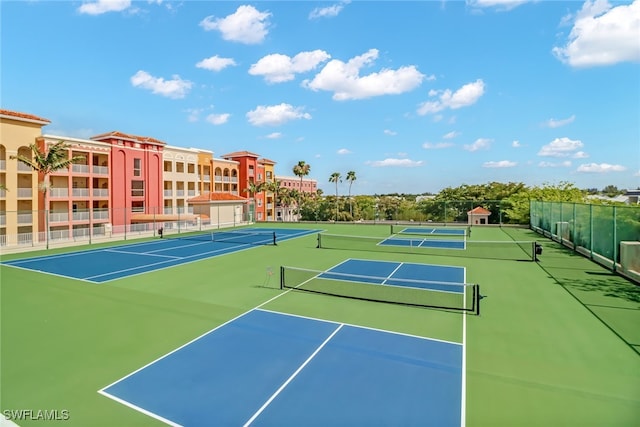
<box><xmin>0</xmin><ymin>184</ymin><xmax>7</xmax><ymax>191</ymax></box>
<box><xmin>346</xmin><ymin>171</ymin><xmax>357</xmax><ymax>218</ymax></box>
<box><xmin>292</xmin><ymin>160</ymin><xmax>310</xmax><ymax>220</ymax></box>
<box><xmin>10</xmin><ymin>140</ymin><xmax>83</xmax><ymax>249</ymax></box>
<box><xmin>243</xmin><ymin>180</ymin><xmax>264</xmax><ymax>222</ymax></box>
<box><xmin>329</xmin><ymin>172</ymin><xmax>342</xmax><ymax>221</ymax></box>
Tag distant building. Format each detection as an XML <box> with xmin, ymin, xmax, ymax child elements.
<box><xmin>468</xmin><ymin>206</ymin><xmax>491</xmax><ymax>225</ymax></box>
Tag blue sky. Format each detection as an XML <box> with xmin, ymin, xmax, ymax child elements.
<box><xmin>2</xmin><ymin>0</ymin><xmax>639</xmax><ymax>195</ymax></box>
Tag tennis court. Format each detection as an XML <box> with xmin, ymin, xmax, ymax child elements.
<box><xmin>2</xmin><ymin>223</ymin><xmax>638</xmax><ymax>427</ymax></box>
<box><xmin>100</xmin><ymin>308</ymin><xmax>464</xmax><ymax>427</ymax></box>
<box><xmin>0</xmin><ymin>228</ymin><xmax>318</xmax><ymax>283</ymax></box>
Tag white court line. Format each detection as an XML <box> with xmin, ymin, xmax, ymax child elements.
<box><xmin>381</xmin><ymin>262</ymin><xmax>404</xmax><ymax>285</ymax></box>
<box><xmin>97</xmin><ymin>390</ymin><xmax>182</xmax><ymax>427</ymax></box>
<box><xmin>104</xmin><ymin>249</ymin><xmax>181</xmax><ymax>259</ymax></box>
<box><xmin>242</xmin><ymin>324</ymin><xmax>344</xmax><ymax>427</ymax></box>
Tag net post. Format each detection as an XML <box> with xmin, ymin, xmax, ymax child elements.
<box><xmin>390</xmin><ymin>224</ymin><xmax>394</xmax><ymax>235</ymax></box>
<box><xmin>474</xmin><ymin>284</ymin><xmax>480</xmax><ymax>316</ymax></box>
<box><xmin>273</xmin><ymin>231</ymin><xmax>277</xmax><ymax>246</ymax></box>
<box><xmin>280</xmin><ymin>266</ymin><xmax>285</xmax><ymax>289</ymax></box>
<box><xmin>316</xmin><ymin>233</ymin><xmax>321</xmax><ymax>248</ymax></box>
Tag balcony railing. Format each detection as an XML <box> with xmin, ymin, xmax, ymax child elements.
<box><xmin>17</xmin><ymin>212</ymin><xmax>33</xmax><ymax>224</ymax></box>
<box><xmin>72</xmin><ymin>188</ymin><xmax>89</xmax><ymax>197</ymax></box>
<box><xmin>164</xmin><ymin>190</ymin><xmax>173</xmax><ymax>197</ymax></box>
<box><xmin>214</xmin><ymin>176</ymin><xmax>223</xmax><ymax>182</ymax></box>
<box><xmin>0</xmin><ymin>214</ymin><xmax>5</xmax><ymax>225</ymax></box>
<box><xmin>0</xmin><ymin>160</ymin><xmax>5</xmax><ymax>170</ymax></box>
<box><xmin>50</xmin><ymin>188</ymin><xmax>69</xmax><ymax>198</ymax></box>
<box><xmin>93</xmin><ymin>189</ymin><xmax>109</xmax><ymax>197</ymax></box>
<box><xmin>164</xmin><ymin>207</ymin><xmax>174</xmax><ymax>214</ymax></box>
<box><xmin>202</xmin><ymin>174</ymin><xmax>211</xmax><ymax>182</ymax></box>
<box><xmin>176</xmin><ymin>190</ymin><xmax>185</xmax><ymax>197</ymax></box>
<box><xmin>231</xmin><ymin>177</ymin><xmax>238</xmax><ymax>183</ymax></box>
<box><xmin>72</xmin><ymin>164</ymin><xmax>90</xmax><ymax>173</ymax></box>
<box><xmin>0</xmin><ymin>190</ymin><xmax>5</xmax><ymax>198</ymax></box>
<box><xmin>187</xmin><ymin>190</ymin><xmax>196</xmax><ymax>197</ymax></box>
<box><xmin>17</xmin><ymin>188</ymin><xmax>33</xmax><ymax>198</ymax></box>
<box><xmin>49</xmin><ymin>212</ymin><xmax>69</xmax><ymax>223</ymax></box>
<box><xmin>93</xmin><ymin>209</ymin><xmax>109</xmax><ymax>220</ymax></box>
<box><xmin>72</xmin><ymin>211</ymin><xmax>90</xmax><ymax>221</ymax></box>
<box><xmin>18</xmin><ymin>163</ymin><xmax>33</xmax><ymax>172</ymax></box>
<box><xmin>92</xmin><ymin>165</ymin><xmax>109</xmax><ymax>175</ymax></box>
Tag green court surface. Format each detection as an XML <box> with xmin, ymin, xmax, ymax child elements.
<box><xmin>1</xmin><ymin>223</ymin><xmax>639</xmax><ymax>426</ymax></box>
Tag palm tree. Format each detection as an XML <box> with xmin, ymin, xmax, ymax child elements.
<box><xmin>329</xmin><ymin>172</ymin><xmax>342</xmax><ymax>221</ymax></box>
<box><xmin>346</xmin><ymin>171</ymin><xmax>357</xmax><ymax>218</ymax></box>
<box><xmin>10</xmin><ymin>140</ymin><xmax>83</xmax><ymax>249</ymax></box>
<box><xmin>292</xmin><ymin>160</ymin><xmax>310</xmax><ymax>220</ymax></box>
<box><xmin>244</xmin><ymin>180</ymin><xmax>264</xmax><ymax>222</ymax></box>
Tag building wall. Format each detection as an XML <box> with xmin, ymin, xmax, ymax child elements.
<box><xmin>163</xmin><ymin>146</ymin><xmax>200</xmax><ymax>214</ymax></box>
<box><xmin>0</xmin><ymin>112</ymin><xmax>49</xmax><ymax>245</ymax></box>
<box><xmin>276</xmin><ymin>175</ymin><xmax>318</xmax><ymax>194</ymax></box>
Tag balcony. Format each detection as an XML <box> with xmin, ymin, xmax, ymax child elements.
<box><xmin>72</xmin><ymin>164</ymin><xmax>90</xmax><ymax>174</ymax></box>
<box><xmin>187</xmin><ymin>190</ymin><xmax>196</xmax><ymax>197</ymax></box>
<box><xmin>17</xmin><ymin>212</ymin><xmax>33</xmax><ymax>224</ymax></box>
<box><xmin>231</xmin><ymin>177</ymin><xmax>238</xmax><ymax>183</ymax></box>
<box><xmin>164</xmin><ymin>190</ymin><xmax>173</xmax><ymax>197</ymax></box>
<box><xmin>176</xmin><ymin>190</ymin><xmax>185</xmax><ymax>197</ymax></box>
<box><xmin>164</xmin><ymin>207</ymin><xmax>174</xmax><ymax>214</ymax></box>
<box><xmin>0</xmin><ymin>160</ymin><xmax>5</xmax><ymax>170</ymax></box>
<box><xmin>93</xmin><ymin>189</ymin><xmax>109</xmax><ymax>197</ymax></box>
<box><xmin>202</xmin><ymin>174</ymin><xmax>211</xmax><ymax>182</ymax></box>
<box><xmin>72</xmin><ymin>188</ymin><xmax>89</xmax><ymax>197</ymax></box>
<box><xmin>0</xmin><ymin>214</ymin><xmax>5</xmax><ymax>225</ymax></box>
<box><xmin>92</xmin><ymin>165</ymin><xmax>109</xmax><ymax>175</ymax></box>
<box><xmin>72</xmin><ymin>210</ymin><xmax>90</xmax><ymax>221</ymax></box>
<box><xmin>0</xmin><ymin>190</ymin><xmax>5</xmax><ymax>198</ymax></box>
<box><xmin>50</xmin><ymin>188</ymin><xmax>69</xmax><ymax>198</ymax></box>
<box><xmin>93</xmin><ymin>209</ymin><xmax>109</xmax><ymax>220</ymax></box>
<box><xmin>49</xmin><ymin>212</ymin><xmax>70</xmax><ymax>223</ymax></box>
<box><xmin>17</xmin><ymin>188</ymin><xmax>33</xmax><ymax>198</ymax></box>
<box><xmin>17</xmin><ymin>163</ymin><xmax>33</xmax><ymax>172</ymax></box>
<box><xmin>214</xmin><ymin>176</ymin><xmax>223</xmax><ymax>183</ymax></box>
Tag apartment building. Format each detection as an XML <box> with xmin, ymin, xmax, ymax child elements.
<box><xmin>0</xmin><ymin>109</ymin><xmax>51</xmax><ymax>245</ymax></box>
<box><xmin>274</xmin><ymin>175</ymin><xmax>318</xmax><ymax>222</ymax></box>
<box><xmin>0</xmin><ymin>108</ymin><xmax>318</xmax><ymax>246</ymax></box>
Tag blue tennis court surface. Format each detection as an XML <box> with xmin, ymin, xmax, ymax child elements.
<box><xmin>1</xmin><ymin>228</ymin><xmax>318</xmax><ymax>283</ymax></box>
<box><xmin>320</xmin><ymin>258</ymin><xmax>466</xmax><ymax>293</ymax></box>
<box><xmin>398</xmin><ymin>227</ymin><xmax>467</xmax><ymax>236</ymax></box>
<box><xmin>100</xmin><ymin>309</ymin><xmax>464</xmax><ymax>427</ymax></box>
<box><xmin>381</xmin><ymin>236</ymin><xmax>466</xmax><ymax>250</ymax></box>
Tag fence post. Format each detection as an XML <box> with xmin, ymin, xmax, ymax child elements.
<box><xmin>589</xmin><ymin>204</ymin><xmax>593</xmax><ymax>260</ymax></box>
<box><xmin>612</xmin><ymin>206</ymin><xmax>617</xmax><ymax>272</ymax></box>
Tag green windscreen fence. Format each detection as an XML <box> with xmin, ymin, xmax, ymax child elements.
<box><xmin>530</xmin><ymin>200</ymin><xmax>640</xmax><ymax>271</ymax></box>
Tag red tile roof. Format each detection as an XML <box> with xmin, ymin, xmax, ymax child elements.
<box><xmin>188</xmin><ymin>192</ymin><xmax>248</xmax><ymax>203</ymax></box>
<box><xmin>91</xmin><ymin>131</ymin><xmax>166</xmax><ymax>145</ymax></box>
<box><xmin>221</xmin><ymin>150</ymin><xmax>260</xmax><ymax>159</ymax></box>
<box><xmin>259</xmin><ymin>158</ymin><xmax>277</xmax><ymax>165</ymax></box>
<box><xmin>468</xmin><ymin>206</ymin><xmax>491</xmax><ymax>214</ymax></box>
<box><xmin>0</xmin><ymin>109</ymin><xmax>50</xmax><ymax>124</ymax></box>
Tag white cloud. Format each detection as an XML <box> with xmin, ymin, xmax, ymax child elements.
<box><xmin>367</xmin><ymin>158</ymin><xmax>424</xmax><ymax>167</ymax></box>
<box><xmin>337</xmin><ymin>148</ymin><xmax>352</xmax><ymax>154</ymax></box>
<box><xmin>634</xmin><ymin>170</ymin><xmax>640</xmax><ymax>177</ymax></box>
<box><xmin>539</xmin><ymin>161</ymin><xmax>573</xmax><ymax>168</ymax></box>
<box><xmin>130</xmin><ymin>70</ymin><xmax>192</xmax><ymax>99</ymax></box>
<box><xmin>205</xmin><ymin>113</ymin><xmax>230</xmax><ymax>125</ymax></box>
<box><xmin>309</xmin><ymin>1</ymin><xmax>349</xmax><ymax>19</ymax></box>
<box><xmin>185</xmin><ymin>108</ymin><xmax>202</xmax><ymax>122</ymax></box>
<box><xmin>466</xmin><ymin>0</ymin><xmax>530</xmax><ymax>11</ymax></box>
<box><xmin>573</xmin><ymin>151</ymin><xmax>589</xmax><ymax>159</ymax></box>
<box><xmin>577</xmin><ymin>163</ymin><xmax>627</xmax><ymax>173</ymax></box>
<box><xmin>265</xmin><ymin>132</ymin><xmax>282</xmax><ymax>139</ymax></box>
<box><xmin>249</xmin><ymin>50</ymin><xmax>331</xmax><ymax>83</ymax></box>
<box><xmin>196</xmin><ymin>55</ymin><xmax>237</xmax><ymax>71</ymax></box>
<box><xmin>78</xmin><ymin>0</ymin><xmax>131</xmax><ymax>15</ymax></box>
<box><xmin>200</xmin><ymin>5</ymin><xmax>271</xmax><ymax>44</ymax></box>
<box><xmin>553</xmin><ymin>0</ymin><xmax>640</xmax><ymax>67</ymax></box>
<box><xmin>302</xmin><ymin>49</ymin><xmax>425</xmax><ymax>100</ymax></box>
<box><xmin>422</xmin><ymin>142</ymin><xmax>454</xmax><ymax>149</ymax></box>
<box><xmin>538</xmin><ymin>137</ymin><xmax>585</xmax><ymax>157</ymax></box>
<box><xmin>512</xmin><ymin>140</ymin><xmax>521</xmax><ymax>147</ymax></box>
<box><xmin>483</xmin><ymin>160</ymin><xmax>517</xmax><ymax>168</ymax></box>
<box><xmin>463</xmin><ymin>138</ymin><xmax>492</xmax><ymax>152</ymax></box>
<box><xmin>544</xmin><ymin>115</ymin><xmax>576</xmax><ymax>128</ymax></box>
<box><xmin>384</xmin><ymin>129</ymin><xmax>397</xmax><ymax>136</ymax></box>
<box><xmin>443</xmin><ymin>131</ymin><xmax>460</xmax><ymax>139</ymax></box>
<box><xmin>246</xmin><ymin>103</ymin><xmax>311</xmax><ymax>126</ymax></box>
<box><xmin>417</xmin><ymin>79</ymin><xmax>485</xmax><ymax>115</ymax></box>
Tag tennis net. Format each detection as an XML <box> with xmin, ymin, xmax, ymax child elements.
<box><xmin>280</xmin><ymin>266</ymin><xmax>480</xmax><ymax>314</ymax></box>
<box><xmin>165</xmin><ymin>229</ymin><xmax>276</xmax><ymax>245</ymax></box>
<box><xmin>317</xmin><ymin>233</ymin><xmax>536</xmax><ymax>261</ymax></box>
<box><xmin>390</xmin><ymin>224</ymin><xmax>470</xmax><ymax>237</ymax></box>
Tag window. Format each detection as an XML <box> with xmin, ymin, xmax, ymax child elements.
<box><xmin>132</xmin><ymin>201</ymin><xmax>144</xmax><ymax>213</ymax></box>
<box><xmin>131</xmin><ymin>180</ymin><xmax>144</xmax><ymax>197</ymax></box>
<box><xmin>133</xmin><ymin>158</ymin><xmax>141</xmax><ymax>176</ymax></box>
